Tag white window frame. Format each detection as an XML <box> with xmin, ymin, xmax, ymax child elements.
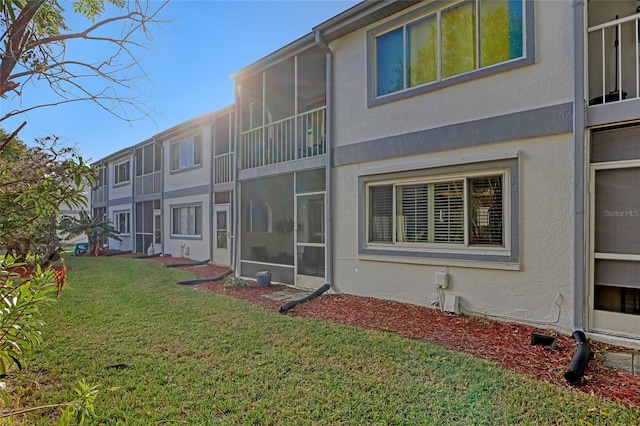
<box><xmin>171</xmin><ymin>135</ymin><xmax>202</xmax><ymax>172</ymax></box>
<box><xmin>367</xmin><ymin>0</ymin><xmax>532</xmax><ymax>107</ymax></box>
<box><xmin>170</xmin><ymin>204</ymin><xmax>203</xmax><ymax>238</ymax></box>
<box><xmin>114</xmin><ymin>211</ymin><xmax>130</xmax><ymax>236</ymax></box>
<box><xmin>365</xmin><ymin>170</ymin><xmax>510</xmax><ymax>254</ymax></box>
<box><xmin>114</xmin><ymin>160</ymin><xmax>130</xmax><ymax>186</ymax></box>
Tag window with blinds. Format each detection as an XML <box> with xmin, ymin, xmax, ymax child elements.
<box><xmin>469</xmin><ymin>176</ymin><xmax>503</xmax><ymax>245</ymax></box>
<box><xmin>367</xmin><ymin>174</ymin><xmax>504</xmax><ymax>248</ymax></box>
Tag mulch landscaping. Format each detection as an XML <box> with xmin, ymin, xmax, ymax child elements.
<box><xmin>113</xmin><ymin>254</ymin><xmax>640</xmax><ymax>407</ymax></box>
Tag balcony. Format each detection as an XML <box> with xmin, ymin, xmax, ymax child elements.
<box><xmin>237</xmin><ymin>43</ymin><xmax>326</xmax><ymax>171</ymax></box>
<box><xmin>214</xmin><ymin>152</ymin><xmax>234</xmax><ymax>184</ymax></box>
<box><xmin>241</xmin><ymin>107</ymin><xmax>325</xmax><ymax>169</ymax></box>
<box><xmin>135</xmin><ymin>171</ymin><xmax>161</xmax><ymax>196</ymax></box>
<box><xmin>588</xmin><ymin>8</ymin><xmax>640</xmax><ymax>107</ymax></box>
<box><xmin>92</xmin><ymin>185</ymin><xmax>107</xmax><ymax>205</ymax></box>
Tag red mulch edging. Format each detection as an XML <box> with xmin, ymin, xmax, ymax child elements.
<box><xmin>147</xmin><ymin>257</ymin><xmax>640</xmax><ymax>407</ymax></box>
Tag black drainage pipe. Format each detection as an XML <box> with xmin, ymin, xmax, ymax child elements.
<box><xmin>132</xmin><ymin>253</ymin><xmax>163</xmax><ymax>259</ymax></box>
<box><xmin>177</xmin><ymin>269</ymin><xmax>233</xmax><ymax>286</ymax></box>
<box><xmin>166</xmin><ymin>259</ymin><xmax>211</xmax><ymax>268</ymax></box>
<box><xmin>105</xmin><ymin>250</ymin><xmax>133</xmax><ymax>257</ymax></box>
<box><xmin>279</xmin><ymin>283</ymin><xmax>331</xmax><ymax>315</ymax></box>
<box><xmin>564</xmin><ymin>330</ymin><xmax>590</xmax><ymax>384</ymax></box>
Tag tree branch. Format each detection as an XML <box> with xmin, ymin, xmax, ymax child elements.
<box><xmin>0</xmin><ymin>0</ymin><xmax>46</xmax><ymax>97</ymax></box>
<box><xmin>0</xmin><ymin>121</ymin><xmax>26</xmax><ymax>152</ymax></box>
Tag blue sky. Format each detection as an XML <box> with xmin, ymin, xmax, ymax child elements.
<box><xmin>1</xmin><ymin>0</ymin><xmax>358</xmax><ymax>162</ymax></box>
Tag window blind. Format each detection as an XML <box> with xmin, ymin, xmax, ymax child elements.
<box><xmin>469</xmin><ymin>176</ymin><xmax>503</xmax><ymax>245</ymax></box>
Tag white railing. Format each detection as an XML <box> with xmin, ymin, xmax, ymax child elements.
<box><xmin>91</xmin><ymin>185</ymin><xmax>106</xmax><ymax>204</ymax></box>
<box><xmin>241</xmin><ymin>107</ymin><xmax>326</xmax><ymax>169</ymax></box>
<box><xmin>588</xmin><ymin>13</ymin><xmax>640</xmax><ymax>105</ymax></box>
<box><xmin>134</xmin><ymin>171</ymin><xmax>162</xmax><ymax>196</ymax></box>
<box><xmin>214</xmin><ymin>152</ymin><xmax>234</xmax><ymax>184</ymax></box>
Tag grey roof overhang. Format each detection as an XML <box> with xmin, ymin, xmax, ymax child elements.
<box><xmin>313</xmin><ymin>0</ymin><xmax>416</xmax><ymax>43</ymax></box>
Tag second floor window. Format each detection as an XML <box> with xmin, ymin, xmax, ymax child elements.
<box><xmin>171</xmin><ymin>135</ymin><xmax>202</xmax><ymax>171</ymax></box>
<box><xmin>114</xmin><ymin>161</ymin><xmax>130</xmax><ymax>185</ymax></box>
<box><xmin>374</xmin><ymin>0</ymin><xmax>524</xmax><ymax>97</ymax></box>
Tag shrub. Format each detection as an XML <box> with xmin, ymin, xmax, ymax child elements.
<box><xmin>223</xmin><ymin>276</ymin><xmax>255</xmax><ymax>290</ymax></box>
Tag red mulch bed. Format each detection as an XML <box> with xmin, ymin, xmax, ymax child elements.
<box><xmin>142</xmin><ymin>257</ymin><xmax>640</xmax><ymax>407</ymax></box>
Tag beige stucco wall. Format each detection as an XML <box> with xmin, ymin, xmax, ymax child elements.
<box><xmin>332</xmin><ymin>133</ymin><xmax>575</xmax><ymax>333</ymax></box>
<box><xmin>330</xmin><ymin>0</ymin><xmax>574</xmax><ymax>147</ymax></box>
<box><xmin>162</xmin><ymin>195</ymin><xmax>211</xmax><ymax>261</ymax></box>
<box><xmin>326</xmin><ymin>0</ymin><xmax>577</xmax><ymax>333</ymax></box>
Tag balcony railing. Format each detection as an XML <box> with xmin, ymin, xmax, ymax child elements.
<box><xmin>91</xmin><ymin>185</ymin><xmax>106</xmax><ymax>204</ymax></box>
<box><xmin>135</xmin><ymin>171</ymin><xmax>162</xmax><ymax>196</ymax></box>
<box><xmin>588</xmin><ymin>13</ymin><xmax>640</xmax><ymax>105</ymax></box>
<box><xmin>214</xmin><ymin>152</ymin><xmax>234</xmax><ymax>184</ymax></box>
<box><xmin>241</xmin><ymin>107</ymin><xmax>326</xmax><ymax>169</ymax></box>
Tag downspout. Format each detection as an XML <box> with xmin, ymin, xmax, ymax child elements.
<box><xmin>209</xmin><ymin>118</ymin><xmax>214</xmax><ymax>265</ymax></box>
<box><xmin>564</xmin><ymin>1</ymin><xmax>590</xmax><ymax>385</ymax></box>
<box><xmin>316</xmin><ymin>29</ymin><xmax>334</xmax><ymax>292</ymax></box>
<box><xmin>156</xmin><ymin>136</ymin><xmax>164</xmax><ymax>256</ymax></box>
<box><xmin>564</xmin><ymin>330</ymin><xmax>591</xmax><ymax>384</ymax></box>
<box><xmin>232</xmin><ymin>82</ymin><xmax>241</xmax><ymax>275</ymax></box>
<box><xmin>573</xmin><ymin>0</ymin><xmax>587</xmax><ymax>332</ymax></box>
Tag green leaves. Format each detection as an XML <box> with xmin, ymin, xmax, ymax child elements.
<box><xmin>0</xmin><ymin>256</ymin><xmax>58</xmax><ymax>406</ymax></box>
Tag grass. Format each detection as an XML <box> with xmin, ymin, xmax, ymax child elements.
<box><xmin>2</xmin><ymin>256</ymin><xmax>640</xmax><ymax>425</ymax></box>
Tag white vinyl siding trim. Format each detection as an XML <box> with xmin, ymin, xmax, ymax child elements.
<box><xmin>367</xmin><ymin>171</ymin><xmax>507</xmax><ymax>253</ymax></box>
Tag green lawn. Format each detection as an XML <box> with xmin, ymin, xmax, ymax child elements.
<box><xmin>3</xmin><ymin>256</ymin><xmax>639</xmax><ymax>425</ymax></box>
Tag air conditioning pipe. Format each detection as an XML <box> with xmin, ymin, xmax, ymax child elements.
<box><xmin>564</xmin><ymin>330</ymin><xmax>590</xmax><ymax>384</ymax></box>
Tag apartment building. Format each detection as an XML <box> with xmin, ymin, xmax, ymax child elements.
<box><xmin>92</xmin><ymin>109</ymin><xmax>235</xmax><ymax>266</ymax></box>
<box><xmin>91</xmin><ymin>0</ymin><xmax>640</xmax><ymax>346</ymax></box>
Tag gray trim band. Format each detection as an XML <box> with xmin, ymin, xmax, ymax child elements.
<box><xmin>134</xmin><ymin>194</ymin><xmax>161</xmax><ymax>203</ymax></box>
<box><xmin>109</xmin><ymin>197</ymin><xmax>132</xmax><ymax>206</ymax></box>
<box><xmin>163</xmin><ymin>184</ymin><xmax>210</xmax><ymax>199</ymax></box>
<box><xmin>334</xmin><ymin>102</ymin><xmax>573</xmax><ymax>167</ymax></box>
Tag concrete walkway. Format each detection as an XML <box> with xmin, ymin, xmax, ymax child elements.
<box><xmin>262</xmin><ymin>289</ymin><xmax>311</xmax><ymax>302</ymax></box>
<box><xmin>603</xmin><ymin>352</ymin><xmax>640</xmax><ymax>376</ymax></box>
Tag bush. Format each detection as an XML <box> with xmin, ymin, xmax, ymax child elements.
<box><xmin>223</xmin><ymin>276</ymin><xmax>255</xmax><ymax>290</ymax></box>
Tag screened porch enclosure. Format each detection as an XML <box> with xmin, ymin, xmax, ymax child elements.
<box><xmin>135</xmin><ymin>200</ymin><xmax>160</xmax><ymax>254</ymax></box>
<box><xmin>239</xmin><ymin>169</ymin><xmax>326</xmax><ymax>287</ymax></box>
<box><xmin>241</xmin><ymin>175</ymin><xmax>295</xmax><ymax>285</ymax></box>
<box><xmin>238</xmin><ymin>46</ymin><xmax>327</xmax><ymax>169</ymax></box>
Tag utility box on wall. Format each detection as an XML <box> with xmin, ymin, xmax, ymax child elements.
<box><xmin>435</xmin><ymin>271</ymin><xmax>449</xmax><ymax>288</ymax></box>
<box><xmin>443</xmin><ymin>294</ymin><xmax>459</xmax><ymax>314</ymax></box>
